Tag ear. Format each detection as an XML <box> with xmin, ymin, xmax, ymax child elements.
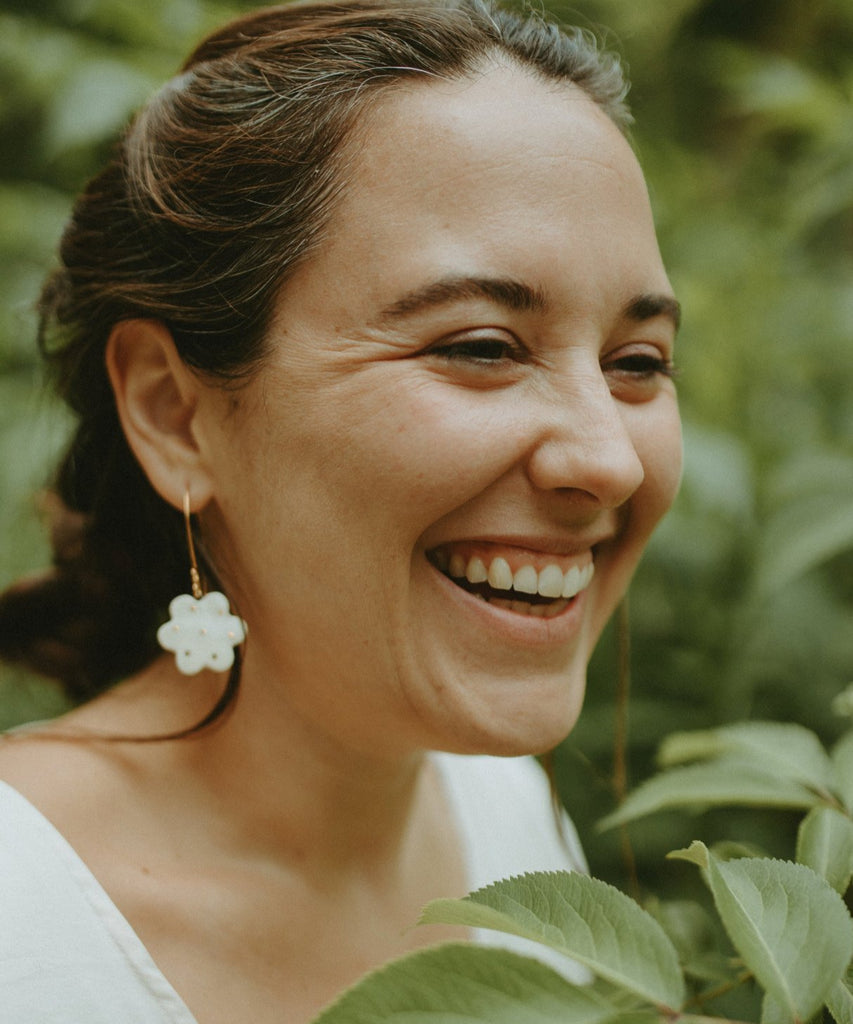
<box><xmin>106</xmin><ymin>319</ymin><xmax>214</xmax><ymax>512</ymax></box>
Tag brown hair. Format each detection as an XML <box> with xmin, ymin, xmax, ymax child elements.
<box><xmin>0</xmin><ymin>0</ymin><xmax>630</xmax><ymax>709</ymax></box>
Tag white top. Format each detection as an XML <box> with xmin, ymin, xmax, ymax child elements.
<box><xmin>0</xmin><ymin>754</ymin><xmax>586</xmax><ymax>1021</ymax></box>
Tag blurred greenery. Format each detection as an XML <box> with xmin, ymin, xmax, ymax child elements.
<box><xmin>553</xmin><ymin>0</ymin><xmax>853</xmax><ymax>894</ymax></box>
<box><xmin>0</xmin><ymin>0</ymin><xmax>851</xmax><ymax>897</ymax></box>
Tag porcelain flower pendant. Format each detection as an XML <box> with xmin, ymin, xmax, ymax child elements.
<box><xmin>157</xmin><ymin>591</ymin><xmax>246</xmax><ymax>675</ymax></box>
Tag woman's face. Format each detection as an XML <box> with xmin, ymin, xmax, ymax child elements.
<box><xmin>198</xmin><ymin>64</ymin><xmax>682</xmax><ymax>759</ymax></box>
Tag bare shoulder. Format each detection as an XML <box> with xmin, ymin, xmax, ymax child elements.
<box><xmin>0</xmin><ymin>661</ymin><xmax>220</xmax><ymax>814</ymax></box>
<box><xmin>0</xmin><ymin>668</ymin><xmax>200</xmax><ymax>854</ymax></box>
<box><xmin>0</xmin><ymin>718</ymin><xmax>136</xmax><ymax>843</ymax></box>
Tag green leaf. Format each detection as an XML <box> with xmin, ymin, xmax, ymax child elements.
<box><xmin>753</xmin><ymin>450</ymin><xmax>853</xmax><ymax>597</ymax></box>
<box><xmin>658</xmin><ymin>722</ymin><xmax>833</xmax><ymax>792</ymax></box>
<box><xmin>755</xmin><ymin>487</ymin><xmax>853</xmax><ymax>597</ymax></box>
<box><xmin>599</xmin><ymin>760</ymin><xmax>817</xmax><ymax>830</ymax></box>
<box><xmin>826</xmin><ymin>971</ymin><xmax>853</xmax><ymax>1024</ymax></box>
<box><xmin>310</xmin><ymin>942</ymin><xmax>627</xmax><ymax>1024</ymax></box>
<box><xmin>832</xmin><ymin>731</ymin><xmax>853</xmax><ymax>813</ymax></box>
<box><xmin>645</xmin><ymin>897</ymin><xmax>733</xmax><ymax>985</ymax></box>
<box><xmin>421</xmin><ymin>872</ymin><xmax>685</xmax><ymax>1010</ymax></box>
<box><xmin>796</xmin><ymin>805</ymin><xmax>853</xmax><ymax>894</ymax></box>
<box><xmin>708</xmin><ymin>840</ymin><xmax>766</xmax><ymax>861</ymax></box>
<box><xmin>668</xmin><ymin>842</ymin><xmax>710</xmax><ymax>871</ymax></box>
<box><xmin>645</xmin><ymin>898</ymin><xmax>717</xmax><ymax>961</ymax></box>
<box><xmin>761</xmin><ymin>991</ymin><xmax>789</xmax><ymax>1024</ymax></box>
<box><xmin>677</xmin><ymin>842</ymin><xmax>853</xmax><ymax>1023</ymax></box>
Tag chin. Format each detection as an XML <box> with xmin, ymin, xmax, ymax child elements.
<box><xmin>433</xmin><ymin>668</ymin><xmax>588</xmax><ymax>758</ymax></box>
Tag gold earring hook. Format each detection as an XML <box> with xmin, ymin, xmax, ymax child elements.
<box><xmin>158</xmin><ymin>490</ymin><xmax>246</xmax><ymax>675</ymax></box>
<box><xmin>183</xmin><ymin>490</ymin><xmax>203</xmax><ymax>600</ymax></box>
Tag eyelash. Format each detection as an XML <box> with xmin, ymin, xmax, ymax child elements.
<box><xmin>606</xmin><ymin>353</ymin><xmax>678</xmax><ymax>380</ymax></box>
<box><xmin>429</xmin><ymin>338</ymin><xmax>522</xmax><ymax>364</ymax></box>
<box><xmin>430</xmin><ymin>340</ymin><xmax>677</xmax><ymax>382</ymax></box>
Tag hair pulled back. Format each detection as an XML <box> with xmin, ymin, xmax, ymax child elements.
<box><xmin>0</xmin><ymin>0</ymin><xmax>630</xmax><ymax>704</ymax></box>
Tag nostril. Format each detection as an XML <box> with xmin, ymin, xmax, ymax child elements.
<box><xmin>525</xmin><ymin>410</ymin><xmax>644</xmax><ymax>509</ymax></box>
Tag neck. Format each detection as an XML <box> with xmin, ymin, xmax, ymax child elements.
<box><xmin>70</xmin><ymin>654</ymin><xmax>446</xmax><ymax>884</ymax></box>
<box><xmin>185</xmin><ymin>706</ymin><xmax>434</xmax><ymax>879</ymax></box>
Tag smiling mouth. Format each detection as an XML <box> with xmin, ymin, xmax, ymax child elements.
<box><xmin>428</xmin><ymin>547</ymin><xmax>595</xmax><ymax>619</ymax></box>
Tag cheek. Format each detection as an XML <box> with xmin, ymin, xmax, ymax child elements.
<box><xmin>636</xmin><ymin>396</ymin><xmax>683</xmax><ymax>525</ymax></box>
<box><xmin>324</xmin><ymin>387</ymin><xmax>532</xmax><ymax>518</ymax></box>
<box><xmin>585</xmin><ymin>403</ymin><xmax>681</xmax><ymax>644</ymax></box>
<box><xmin>210</xmin><ymin>383</ymin><xmax>529</xmax><ymax>576</ymax></box>
<box><xmin>605</xmin><ymin>394</ymin><xmax>682</xmax><ymax>541</ymax></box>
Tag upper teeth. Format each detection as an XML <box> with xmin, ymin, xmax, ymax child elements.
<box><xmin>447</xmin><ymin>553</ymin><xmax>594</xmax><ymax>599</ymax></box>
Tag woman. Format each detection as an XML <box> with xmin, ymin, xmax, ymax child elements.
<box><xmin>0</xmin><ymin>0</ymin><xmax>682</xmax><ymax>1020</ymax></box>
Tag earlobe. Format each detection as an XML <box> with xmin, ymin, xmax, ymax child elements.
<box><xmin>105</xmin><ymin>319</ymin><xmax>213</xmax><ymax>511</ymax></box>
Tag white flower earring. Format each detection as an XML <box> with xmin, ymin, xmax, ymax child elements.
<box><xmin>157</xmin><ymin>491</ymin><xmax>247</xmax><ymax>675</ymax></box>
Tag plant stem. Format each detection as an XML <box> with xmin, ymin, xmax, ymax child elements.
<box><xmin>674</xmin><ymin>1013</ymin><xmax>754</xmax><ymax>1024</ymax></box>
<box><xmin>684</xmin><ymin>969</ymin><xmax>753</xmax><ymax>1011</ymax></box>
<box><xmin>615</xmin><ymin>596</ymin><xmax>639</xmax><ymax>898</ymax></box>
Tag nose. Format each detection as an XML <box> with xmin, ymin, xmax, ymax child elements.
<box><xmin>524</xmin><ymin>368</ymin><xmax>645</xmax><ymax>509</ymax></box>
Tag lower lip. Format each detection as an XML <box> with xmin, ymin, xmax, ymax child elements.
<box><xmin>429</xmin><ymin>561</ymin><xmax>589</xmax><ymax>646</ymax></box>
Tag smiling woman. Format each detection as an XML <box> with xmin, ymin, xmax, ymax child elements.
<box><xmin>0</xmin><ymin>1</ymin><xmax>681</xmax><ymax>1021</ymax></box>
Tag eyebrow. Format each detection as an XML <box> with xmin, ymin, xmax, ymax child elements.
<box><xmin>375</xmin><ymin>273</ymin><xmax>681</xmax><ymax>333</ymax></box>
<box><xmin>623</xmin><ymin>293</ymin><xmax>682</xmax><ymax>333</ymax></box>
<box><xmin>375</xmin><ymin>275</ymin><xmax>547</xmax><ymax>322</ymax></box>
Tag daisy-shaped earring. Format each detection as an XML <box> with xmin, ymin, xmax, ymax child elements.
<box><xmin>157</xmin><ymin>491</ymin><xmax>247</xmax><ymax>675</ymax></box>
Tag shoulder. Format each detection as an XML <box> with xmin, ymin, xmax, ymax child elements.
<box><xmin>0</xmin><ymin>777</ymin><xmax>106</xmax><ymax>991</ymax></box>
<box><xmin>0</xmin><ymin>727</ymin><xmax>119</xmax><ymax>831</ymax></box>
<box><xmin>0</xmin><ymin>768</ymin><xmax>116</xmax><ymax>912</ymax></box>
<box><xmin>0</xmin><ymin>672</ymin><xmax>197</xmax><ymax>844</ymax></box>
<box><xmin>0</xmin><ymin>726</ymin><xmax>159</xmax><ymax>910</ymax></box>
<box><xmin>0</xmin><ymin>778</ymin><xmax>194</xmax><ymax>1023</ymax></box>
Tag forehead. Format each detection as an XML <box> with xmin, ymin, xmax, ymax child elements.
<box><xmin>280</xmin><ymin>63</ymin><xmax>668</xmax><ymax>319</ymax></box>
<box><xmin>344</xmin><ymin>61</ymin><xmax>646</xmax><ymax>216</ymax></box>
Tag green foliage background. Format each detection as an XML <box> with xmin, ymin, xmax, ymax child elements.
<box><xmin>1</xmin><ymin>0</ymin><xmax>851</xmax><ymax>894</ymax></box>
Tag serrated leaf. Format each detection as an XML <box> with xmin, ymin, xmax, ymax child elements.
<box><xmin>310</xmin><ymin>942</ymin><xmax>624</xmax><ymax>1024</ymax></box>
<box><xmin>709</xmin><ymin>840</ymin><xmax>766</xmax><ymax>861</ymax></box>
<box><xmin>826</xmin><ymin>972</ymin><xmax>853</xmax><ymax>1024</ymax></box>
<box><xmin>796</xmin><ymin>805</ymin><xmax>853</xmax><ymax>894</ymax></box>
<box><xmin>691</xmin><ymin>843</ymin><xmax>853</xmax><ymax>1023</ymax></box>
<box><xmin>599</xmin><ymin>761</ymin><xmax>817</xmax><ymax>830</ymax></box>
<box><xmin>658</xmin><ymin>722</ymin><xmax>833</xmax><ymax>792</ymax></box>
<box><xmin>831</xmin><ymin>732</ymin><xmax>853</xmax><ymax>813</ymax></box>
<box><xmin>421</xmin><ymin>872</ymin><xmax>685</xmax><ymax>1010</ymax></box>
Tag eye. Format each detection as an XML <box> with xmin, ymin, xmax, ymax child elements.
<box><xmin>603</xmin><ymin>345</ymin><xmax>678</xmax><ymax>401</ymax></box>
<box><xmin>607</xmin><ymin>352</ymin><xmax>677</xmax><ymax>379</ymax></box>
<box><xmin>428</xmin><ymin>334</ymin><xmax>526</xmax><ymax>365</ymax></box>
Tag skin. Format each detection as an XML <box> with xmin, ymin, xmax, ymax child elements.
<box><xmin>191</xmin><ymin>62</ymin><xmax>682</xmax><ymax>759</ymax></box>
<box><xmin>0</xmin><ymin>61</ymin><xmax>681</xmax><ymax>1023</ymax></box>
